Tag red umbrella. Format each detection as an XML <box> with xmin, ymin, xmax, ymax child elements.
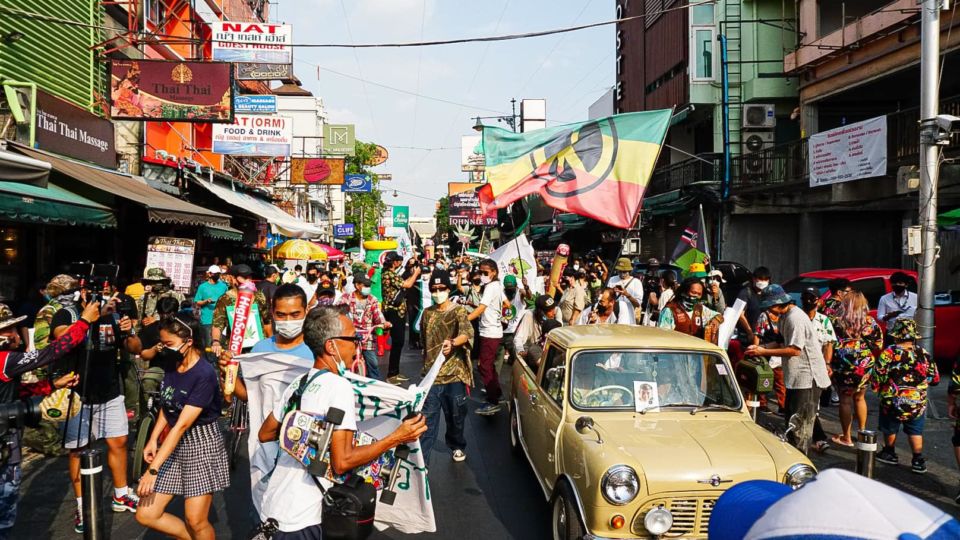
<box><xmin>312</xmin><ymin>242</ymin><xmax>346</xmax><ymax>261</ymax></box>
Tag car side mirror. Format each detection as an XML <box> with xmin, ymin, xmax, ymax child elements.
<box><xmin>575</xmin><ymin>416</ymin><xmax>603</xmax><ymax>444</ymax></box>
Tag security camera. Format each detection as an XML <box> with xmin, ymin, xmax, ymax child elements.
<box><xmin>935</xmin><ymin>114</ymin><xmax>960</xmax><ymax>134</ymax></box>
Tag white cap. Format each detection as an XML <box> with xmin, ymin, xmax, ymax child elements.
<box><xmin>708</xmin><ymin>269</ymin><xmax>726</xmax><ymax>283</ymax></box>
<box><xmin>207</xmin><ymin>265</ymin><xmax>222</xmax><ymax>274</ymax></box>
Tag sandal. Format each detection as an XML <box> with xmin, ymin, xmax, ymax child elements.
<box><xmin>830</xmin><ymin>434</ymin><xmax>854</xmax><ymax>447</ymax></box>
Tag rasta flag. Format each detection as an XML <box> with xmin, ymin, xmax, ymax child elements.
<box><xmin>477</xmin><ymin>109</ymin><xmax>672</xmax><ymax>229</ymax></box>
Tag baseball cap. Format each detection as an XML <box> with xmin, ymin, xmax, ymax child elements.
<box><xmin>759</xmin><ymin>284</ymin><xmax>794</xmax><ymax>309</ymax></box>
<box><xmin>428</xmin><ymin>269</ymin><xmax>452</xmax><ymax>289</ymax></box>
<box><xmin>503</xmin><ymin>275</ymin><xmax>517</xmax><ymax>287</ymax></box>
<box><xmin>708</xmin><ymin>269</ymin><xmax>726</xmax><ymax>283</ymax></box>
<box><xmin>228</xmin><ymin>264</ymin><xmax>253</xmax><ymax>277</ymax></box>
<box><xmin>207</xmin><ymin>265</ymin><xmax>222</xmax><ymax>274</ymax></box>
<box><xmin>647</xmin><ymin>257</ymin><xmax>661</xmax><ymax>267</ymax></box>
<box><xmin>535</xmin><ymin>294</ymin><xmax>556</xmax><ymax>311</ymax></box>
<box><xmin>317</xmin><ymin>282</ymin><xmax>336</xmax><ymax>296</ymax></box>
<box><xmin>353</xmin><ymin>274</ymin><xmax>372</xmax><ymax>287</ymax></box>
<box><xmin>800</xmin><ymin>286</ymin><xmax>820</xmax><ymax>301</ymax></box>
<box><xmin>709</xmin><ymin>469</ymin><xmax>960</xmax><ymax>540</ymax></box>
<box><xmin>45</xmin><ymin>274</ymin><xmax>79</xmax><ymax>297</ymax></box>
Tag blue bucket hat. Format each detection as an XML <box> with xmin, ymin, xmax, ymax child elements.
<box><xmin>758</xmin><ymin>283</ymin><xmax>794</xmax><ymax>309</ymax></box>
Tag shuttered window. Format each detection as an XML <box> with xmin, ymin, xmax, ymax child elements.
<box><xmin>645</xmin><ymin>0</ymin><xmax>663</xmax><ymax>27</ymax></box>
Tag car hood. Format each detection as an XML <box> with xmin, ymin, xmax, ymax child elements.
<box><xmin>592</xmin><ymin>416</ymin><xmax>780</xmax><ymax>494</ymax></box>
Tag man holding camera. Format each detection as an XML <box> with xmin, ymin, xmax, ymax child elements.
<box><xmin>257</xmin><ymin>306</ymin><xmax>426</xmax><ymax>538</ymax></box>
<box><xmin>51</xmin><ymin>286</ymin><xmax>143</xmax><ymax>532</ymax></box>
<box><xmin>0</xmin><ymin>301</ymin><xmax>101</xmax><ymax>539</ymax></box>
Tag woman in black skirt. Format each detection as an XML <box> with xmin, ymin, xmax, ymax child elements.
<box><xmin>136</xmin><ymin>317</ymin><xmax>229</xmax><ymax>539</ymax></box>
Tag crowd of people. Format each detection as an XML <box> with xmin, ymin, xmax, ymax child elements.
<box><xmin>0</xmin><ymin>250</ymin><xmax>959</xmax><ymax>538</ymax></box>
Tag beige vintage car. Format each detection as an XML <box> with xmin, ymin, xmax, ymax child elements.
<box><xmin>509</xmin><ymin>325</ymin><xmax>816</xmax><ymax>540</ymax></box>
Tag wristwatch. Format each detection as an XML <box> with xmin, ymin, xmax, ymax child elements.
<box><xmin>148</xmin><ymin>468</ymin><xmax>159</xmax><ymax>476</ymax></box>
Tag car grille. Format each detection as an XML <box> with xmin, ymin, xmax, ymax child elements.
<box><xmin>632</xmin><ymin>497</ymin><xmax>717</xmax><ymax>538</ymax></box>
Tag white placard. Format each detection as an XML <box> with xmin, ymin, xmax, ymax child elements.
<box><xmin>717</xmin><ymin>298</ymin><xmax>747</xmax><ymax>349</ymax></box>
<box><xmin>213</xmin><ymin>114</ymin><xmax>292</xmax><ymax>156</ymax></box>
<box><xmin>809</xmin><ymin>116</ymin><xmax>887</xmax><ymax>187</ymax></box>
<box><xmin>211</xmin><ymin>22</ymin><xmax>292</xmax><ymax>64</ymax></box>
<box><xmin>145</xmin><ymin>236</ymin><xmax>195</xmax><ymax>293</ymax></box>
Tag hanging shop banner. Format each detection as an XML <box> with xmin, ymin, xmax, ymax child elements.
<box><xmin>145</xmin><ymin>236</ymin><xmax>196</xmax><ymax>294</ymax></box>
<box><xmin>377</xmin><ymin>173</ymin><xmax>392</xmax><ymax>181</ymax></box>
<box><xmin>36</xmin><ymin>90</ymin><xmax>116</xmax><ymax>169</ymax></box>
<box><xmin>342</xmin><ymin>174</ymin><xmax>373</xmax><ymax>193</ymax></box>
<box><xmin>809</xmin><ymin>116</ymin><xmax>888</xmax><ymax>187</ymax></box>
<box><xmin>392</xmin><ymin>206</ymin><xmax>409</xmax><ymax>227</ymax></box>
<box><xmin>109</xmin><ymin>59</ymin><xmax>233</xmax><ymax>122</ymax></box>
<box><xmin>236</xmin><ymin>62</ymin><xmax>294</xmax><ymax>80</ymax></box>
<box><xmin>213</xmin><ymin>114</ymin><xmax>292</xmax><ymax>156</ymax></box>
<box><xmin>210</xmin><ymin>22</ymin><xmax>293</xmax><ymax>64</ymax></box>
<box><xmin>461</xmin><ymin>135</ymin><xmax>484</xmax><ymax>172</ymax></box>
<box><xmin>366</xmin><ymin>145</ymin><xmax>389</xmax><ymax>166</ymax></box>
<box><xmin>448</xmin><ymin>182</ymin><xmax>496</xmax><ymax>226</ymax></box>
<box><xmin>333</xmin><ymin>223</ymin><xmax>355</xmax><ymax>237</ymax></box>
<box><xmin>290</xmin><ymin>157</ymin><xmax>344</xmax><ymax>185</ymax></box>
<box><xmin>234</xmin><ymin>95</ymin><xmax>277</xmax><ymax>114</ymax></box>
<box><xmin>324</xmin><ymin>124</ymin><xmax>356</xmax><ymax>155</ymax></box>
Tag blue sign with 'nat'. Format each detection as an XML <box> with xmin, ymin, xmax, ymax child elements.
<box><xmin>341</xmin><ymin>174</ymin><xmax>372</xmax><ymax>193</ymax></box>
<box><xmin>234</xmin><ymin>95</ymin><xmax>277</xmax><ymax>113</ymax></box>
<box><xmin>333</xmin><ymin>223</ymin><xmax>355</xmax><ymax>237</ymax></box>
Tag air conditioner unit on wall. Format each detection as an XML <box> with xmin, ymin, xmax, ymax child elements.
<box><xmin>742</xmin><ymin>131</ymin><xmax>775</xmax><ymax>175</ymax></box>
<box><xmin>742</xmin><ymin>104</ymin><xmax>776</xmax><ymax>129</ymax></box>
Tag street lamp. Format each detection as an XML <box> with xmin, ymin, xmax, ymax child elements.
<box><xmin>473</xmin><ymin>98</ymin><xmax>520</xmax><ymax>132</ymax></box>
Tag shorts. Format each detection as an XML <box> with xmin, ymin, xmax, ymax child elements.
<box><xmin>61</xmin><ymin>394</ymin><xmax>129</xmax><ymax>449</ymax></box>
<box><xmin>878</xmin><ymin>411</ymin><xmax>925</xmax><ymax>437</ymax></box>
<box><xmin>274</xmin><ymin>524</ymin><xmax>323</xmax><ymax>540</ymax></box>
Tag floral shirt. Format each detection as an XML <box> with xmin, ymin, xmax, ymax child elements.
<box><xmin>822</xmin><ymin>296</ymin><xmax>842</xmax><ymax>324</ymax></box>
<box><xmin>832</xmin><ymin>316</ymin><xmax>882</xmax><ymax>390</ymax></box>
<box><xmin>810</xmin><ymin>312</ymin><xmax>838</xmax><ymax>346</ymax></box>
<box><xmin>381</xmin><ymin>269</ymin><xmax>406</xmax><ymax>317</ymax></box>
<box><xmin>872</xmin><ymin>344</ymin><xmax>939</xmax><ymax>421</ymax></box>
<box><xmin>336</xmin><ymin>293</ymin><xmax>386</xmax><ymax>351</ymax></box>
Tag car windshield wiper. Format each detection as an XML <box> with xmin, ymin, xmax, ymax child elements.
<box><xmin>638</xmin><ymin>403</ymin><xmax>697</xmax><ymax>414</ymax></box>
<box><xmin>690</xmin><ymin>403</ymin><xmax>741</xmax><ymax>415</ymax></box>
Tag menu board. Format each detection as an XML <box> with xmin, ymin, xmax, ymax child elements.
<box><xmin>145</xmin><ymin>237</ymin><xmax>196</xmax><ymax>293</ymax></box>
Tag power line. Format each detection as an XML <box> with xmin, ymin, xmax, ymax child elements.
<box><xmin>518</xmin><ymin>0</ymin><xmax>595</xmax><ymax>95</ymax></box>
<box><xmin>337</xmin><ymin>0</ymin><xmax>379</xmax><ymax>141</ymax></box>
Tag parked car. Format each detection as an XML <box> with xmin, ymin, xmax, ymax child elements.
<box><xmin>509</xmin><ymin>325</ymin><xmax>815</xmax><ymax>540</ymax></box>
<box><xmin>782</xmin><ymin>268</ymin><xmax>960</xmax><ymax>363</ymax></box>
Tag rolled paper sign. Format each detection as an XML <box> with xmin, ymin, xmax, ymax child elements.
<box><xmin>224</xmin><ymin>288</ymin><xmax>255</xmax><ymax>396</ymax></box>
<box><xmin>546</xmin><ymin>244</ymin><xmax>570</xmax><ymax>297</ymax></box>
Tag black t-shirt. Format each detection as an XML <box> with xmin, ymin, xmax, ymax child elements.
<box><xmin>137</xmin><ymin>322</ymin><xmax>177</xmax><ymax>372</ymax></box>
<box><xmin>737</xmin><ymin>287</ymin><xmax>764</xmax><ymax>329</ymax></box>
<box><xmin>50</xmin><ymin>309</ymin><xmax>122</xmax><ymax>404</ymax></box>
<box><xmin>257</xmin><ymin>280</ymin><xmax>278</xmax><ymax>308</ymax></box>
<box><xmin>159</xmin><ymin>359</ymin><xmax>221</xmax><ymax>426</ymax></box>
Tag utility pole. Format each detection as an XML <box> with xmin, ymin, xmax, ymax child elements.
<box><xmin>917</xmin><ymin>0</ymin><xmax>942</xmax><ymax>352</ymax></box>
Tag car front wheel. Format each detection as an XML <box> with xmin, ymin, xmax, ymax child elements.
<box><xmin>509</xmin><ymin>405</ymin><xmax>521</xmax><ymax>456</ymax></box>
<box><xmin>552</xmin><ymin>483</ymin><xmax>586</xmax><ymax>540</ymax></box>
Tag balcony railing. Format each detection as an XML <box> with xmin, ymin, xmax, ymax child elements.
<box><xmin>648</xmin><ymin>153</ymin><xmax>722</xmax><ymax>195</ymax></box>
<box><xmin>729</xmin><ymin>138</ymin><xmax>808</xmax><ymax>192</ymax></box>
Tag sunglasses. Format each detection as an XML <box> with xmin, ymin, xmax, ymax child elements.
<box><xmin>330</xmin><ymin>335</ymin><xmax>362</xmax><ymax>344</ymax></box>
<box><xmin>480</xmin><ymin>271</ymin><xmax>492</xmax><ymax>276</ymax></box>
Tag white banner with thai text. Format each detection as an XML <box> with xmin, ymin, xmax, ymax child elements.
<box><xmin>809</xmin><ymin>116</ymin><xmax>887</xmax><ymax>187</ymax></box>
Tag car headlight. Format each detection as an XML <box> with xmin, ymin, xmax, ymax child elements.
<box><xmin>644</xmin><ymin>505</ymin><xmax>673</xmax><ymax>535</ymax></box>
<box><xmin>784</xmin><ymin>464</ymin><xmax>816</xmax><ymax>489</ymax></box>
<box><xmin>601</xmin><ymin>465</ymin><xmax>639</xmax><ymax>505</ymax></box>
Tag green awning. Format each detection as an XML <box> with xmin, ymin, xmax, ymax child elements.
<box><xmin>203</xmin><ymin>225</ymin><xmax>244</xmax><ymax>241</ymax></box>
<box><xmin>0</xmin><ymin>180</ymin><xmax>115</xmax><ymax>227</ymax></box>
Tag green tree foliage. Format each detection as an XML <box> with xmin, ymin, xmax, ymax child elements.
<box><xmin>342</xmin><ymin>140</ymin><xmax>386</xmax><ymax>247</ymax></box>
<box><xmin>434</xmin><ymin>195</ymin><xmax>451</xmax><ymax>239</ymax></box>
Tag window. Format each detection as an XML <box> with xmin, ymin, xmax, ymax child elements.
<box><xmin>853</xmin><ymin>278</ymin><xmax>886</xmax><ymax>309</ymax></box>
<box><xmin>691</xmin><ymin>4</ymin><xmax>714</xmax><ymax>25</ymax></box>
<box><xmin>539</xmin><ymin>346</ymin><xmax>567</xmax><ymax>406</ymax></box>
<box><xmin>690</xmin><ymin>27</ymin><xmax>716</xmax><ymax>82</ymax></box>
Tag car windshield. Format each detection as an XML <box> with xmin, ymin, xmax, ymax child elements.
<box><xmin>782</xmin><ymin>277</ymin><xmax>829</xmax><ymax>305</ymax></box>
<box><xmin>569</xmin><ymin>350</ymin><xmax>742</xmax><ymax>411</ymax></box>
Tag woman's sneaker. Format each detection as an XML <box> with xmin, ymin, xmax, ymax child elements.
<box><xmin>875</xmin><ymin>447</ymin><xmax>899</xmax><ymax>465</ymax></box>
<box><xmin>452</xmin><ymin>449</ymin><xmax>466</xmax><ymax>462</ymax></box>
<box><xmin>74</xmin><ymin>509</ymin><xmax>83</xmax><ymax>534</ymax></box>
<box><xmin>112</xmin><ymin>491</ymin><xmax>139</xmax><ymax>513</ymax></box>
<box><xmin>911</xmin><ymin>455</ymin><xmax>927</xmax><ymax>474</ymax></box>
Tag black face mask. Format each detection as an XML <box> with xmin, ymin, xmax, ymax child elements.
<box><xmin>307</xmin><ymin>274</ymin><xmax>319</xmax><ymax>283</ymax></box>
<box><xmin>802</xmin><ymin>300</ymin><xmax>818</xmax><ymax>312</ymax></box>
<box><xmin>211</xmin><ymin>275</ymin><xmax>220</xmax><ymax>282</ymax></box>
<box><xmin>471</xmin><ymin>278</ymin><xmax>482</xmax><ymax>286</ymax></box>
<box><xmin>505</xmin><ymin>287</ymin><xmax>517</xmax><ymax>297</ymax></box>
<box><xmin>159</xmin><ymin>343</ymin><xmax>186</xmax><ymax>364</ymax></box>
<box><xmin>893</xmin><ymin>285</ymin><xmax>907</xmax><ymax>294</ymax></box>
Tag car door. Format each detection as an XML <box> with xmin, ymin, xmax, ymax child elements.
<box><xmin>528</xmin><ymin>344</ymin><xmax>567</xmax><ymax>486</ymax></box>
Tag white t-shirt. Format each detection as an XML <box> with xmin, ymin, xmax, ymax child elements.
<box><xmin>261</xmin><ymin>369</ymin><xmax>358</xmax><ymax>532</ymax></box>
<box><xmin>479</xmin><ymin>280</ymin><xmax>504</xmax><ymax>339</ymax></box>
<box><xmin>298</xmin><ymin>278</ymin><xmax>319</xmax><ymax>302</ymax></box>
<box><xmin>606</xmin><ymin>275</ymin><xmax>643</xmax><ymax>325</ymax></box>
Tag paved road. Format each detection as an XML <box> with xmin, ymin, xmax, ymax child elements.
<box><xmin>12</xmin><ymin>346</ymin><xmax>960</xmax><ymax>539</ymax></box>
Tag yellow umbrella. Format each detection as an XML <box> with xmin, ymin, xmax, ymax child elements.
<box><xmin>274</xmin><ymin>239</ymin><xmax>328</xmax><ymax>260</ymax></box>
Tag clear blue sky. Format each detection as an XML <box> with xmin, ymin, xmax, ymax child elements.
<box><xmin>273</xmin><ymin>0</ymin><xmax>615</xmax><ymax>217</ymax></box>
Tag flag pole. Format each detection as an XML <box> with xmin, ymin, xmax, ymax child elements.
<box><xmin>698</xmin><ymin>203</ymin><xmax>710</xmax><ymax>266</ymax></box>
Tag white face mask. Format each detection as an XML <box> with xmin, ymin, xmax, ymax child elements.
<box><xmin>330</xmin><ymin>340</ymin><xmax>347</xmax><ymax>376</ymax></box>
<box><xmin>359</xmin><ymin>287</ymin><xmax>371</xmax><ymax>297</ymax></box>
<box><xmin>572</xmin><ymin>264</ymin><xmax>580</xmax><ymax>271</ymax></box>
<box><xmin>480</xmin><ymin>275</ymin><xmax>492</xmax><ymax>285</ymax></box>
<box><xmin>431</xmin><ymin>291</ymin><xmax>449</xmax><ymax>304</ymax></box>
<box><xmin>274</xmin><ymin>319</ymin><xmax>305</xmax><ymax>339</ymax></box>
<box><xmin>755</xmin><ymin>280</ymin><xmax>770</xmax><ymax>291</ymax></box>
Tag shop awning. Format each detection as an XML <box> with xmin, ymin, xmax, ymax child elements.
<box><xmin>190</xmin><ymin>176</ymin><xmax>324</xmax><ymax>238</ymax></box>
<box><xmin>10</xmin><ymin>144</ymin><xmax>230</xmax><ymax>228</ymax></box>
<box><xmin>203</xmin><ymin>225</ymin><xmax>244</xmax><ymax>241</ymax></box>
<box><xmin>0</xmin><ymin>147</ymin><xmax>51</xmax><ymax>187</ymax></box>
<box><xmin>0</xmin><ymin>180</ymin><xmax>115</xmax><ymax>227</ymax></box>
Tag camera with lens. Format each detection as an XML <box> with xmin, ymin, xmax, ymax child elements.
<box><xmin>68</xmin><ymin>262</ymin><xmax>119</xmax><ymax>305</ymax></box>
<box><xmin>0</xmin><ymin>397</ymin><xmax>42</xmax><ymax>466</ymax></box>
